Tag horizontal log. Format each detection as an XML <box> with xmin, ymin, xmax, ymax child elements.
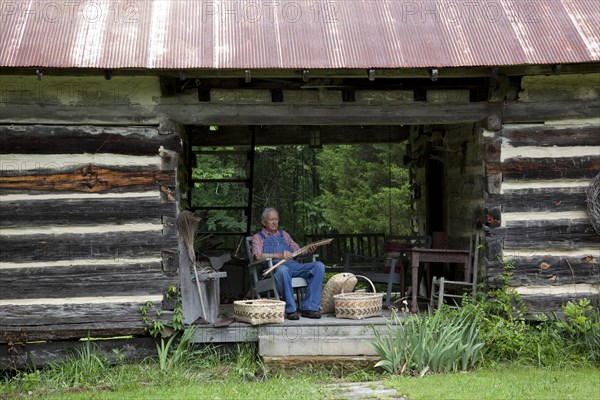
<box><xmin>519</xmin><ymin>293</ymin><xmax>595</xmax><ymax>316</ymax></box>
<box><xmin>0</xmin><ymin>104</ymin><xmax>161</xmax><ymax>125</ymax></box>
<box><xmin>0</xmin><ymin>301</ymin><xmax>164</xmax><ymax>341</ymax></box>
<box><xmin>485</xmin><ymin>188</ymin><xmax>587</xmax><ymax>213</ymax></box>
<box><xmin>499</xmin><ymin>124</ymin><xmax>600</xmax><ymax>147</ymax></box>
<box><xmin>0</xmin><ymin>337</ymin><xmax>158</xmax><ymax>370</ymax></box>
<box><xmin>0</xmin><ymin>197</ymin><xmax>176</xmax><ymax>228</ymax></box>
<box><xmin>486</xmin><ymin>156</ymin><xmax>600</xmax><ymax>180</ymax></box>
<box><xmin>0</xmin><ymin>125</ymin><xmax>181</xmax><ymax>154</ymax></box>
<box><xmin>1</xmin><ymin>263</ymin><xmax>175</xmax><ymax>300</ymax></box>
<box><xmin>0</xmin><ymin>231</ymin><xmax>178</xmax><ymax>263</ymax></box>
<box><xmin>503</xmin><ymin>100</ymin><xmax>600</xmax><ymax>123</ymax></box>
<box><xmin>486</xmin><ymin>256</ymin><xmax>598</xmax><ymax>286</ymax></box>
<box><xmin>0</xmin><ymin>164</ymin><xmax>175</xmax><ymax>193</ymax></box>
<box><xmin>3</xmin><ymin>99</ymin><xmax>597</xmax><ymax>129</ymax></box>
<box><xmin>486</xmin><ymin>221</ymin><xmax>599</xmax><ymax>249</ymax></box>
<box><xmin>161</xmin><ymin>102</ymin><xmax>500</xmax><ymax>126</ymax></box>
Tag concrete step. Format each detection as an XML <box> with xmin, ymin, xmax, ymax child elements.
<box><xmin>257</xmin><ymin>316</ymin><xmax>393</xmax><ymax>357</ymax></box>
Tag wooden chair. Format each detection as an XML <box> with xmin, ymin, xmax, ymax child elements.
<box><xmin>244</xmin><ymin>236</ymin><xmax>308</xmax><ymax>303</ymax></box>
<box><xmin>344</xmin><ymin>235</ymin><xmax>431</xmax><ymax>307</ymax></box>
<box><xmin>430</xmin><ymin>233</ymin><xmax>480</xmax><ymax>310</ymax></box>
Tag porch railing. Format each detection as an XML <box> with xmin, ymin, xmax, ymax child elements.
<box><xmin>305</xmin><ymin>233</ymin><xmax>386</xmax><ymax>269</ymax></box>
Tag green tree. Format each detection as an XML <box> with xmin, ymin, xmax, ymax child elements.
<box><xmin>316</xmin><ymin>144</ymin><xmax>412</xmax><ymax>235</ymax></box>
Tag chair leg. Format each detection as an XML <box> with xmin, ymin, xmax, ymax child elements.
<box><xmin>430</xmin><ymin>276</ymin><xmax>437</xmax><ymax>309</ymax></box>
<box><xmin>437</xmin><ymin>278</ymin><xmax>445</xmax><ymax>310</ymax></box>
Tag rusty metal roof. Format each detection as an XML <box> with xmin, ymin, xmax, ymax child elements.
<box><xmin>1</xmin><ymin>0</ymin><xmax>598</xmax><ymax>69</ymax></box>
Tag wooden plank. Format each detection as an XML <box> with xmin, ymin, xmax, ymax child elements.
<box><xmin>485</xmin><ymin>188</ymin><xmax>587</xmax><ymax>213</ymax></box>
<box><xmin>503</xmin><ymin>100</ymin><xmax>600</xmax><ymax>123</ymax></box>
<box><xmin>0</xmin><ymin>125</ymin><xmax>181</xmax><ymax>154</ymax></box>
<box><xmin>500</xmin><ymin>124</ymin><xmax>600</xmax><ymax>147</ymax></box>
<box><xmin>486</xmin><ymin>156</ymin><xmax>600</xmax><ymax>179</ymax></box>
<box><xmin>0</xmin><ymin>337</ymin><xmax>158</xmax><ymax>370</ymax></box>
<box><xmin>0</xmin><ymin>231</ymin><xmax>178</xmax><ymax>263</ymax></box>
<box><xmin>486</xmin><ymin>222</ymin><xmax>599</xmax><ymax>249</ymax></box>
<box><xmin>0</xmin><ymin>164</ymin><xmax>175</xmax><ymax>193</ymax></box>
<box><xmin>1</xmin><ymin>264</ymin><xmax>174</xmax><ymax>300</ymax></box>
<box><xmin>486</xmin><ymin>256</ymin><xmax>598</xmax><ymax>286</ymax></box>
<box><xmin>160</xmin><ymin>102</ymin><xmax>499</xmax><ymax>126</ymax></box>
<box><xmin>0</xmin><ymin>302</ymin><xmax>162</xmax><ymax>342</ymax></box>
<box><xmin>0</xmin><ymin>197</ymin><xmax>176</xmax><ymax>227</ymax></box>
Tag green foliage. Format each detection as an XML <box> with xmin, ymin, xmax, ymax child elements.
<box><xmin>156</xmin><ymin>326</ymin><xmax>197</xmax><ymax>371</ymax></box>
<box><xmin>190</xmin><ymin>143</ymin><xmax>412</xmax><ymax>238</ymax></box>
<box><xmin>369</xmin><ymin>306</ymin><xmax>484</xmax><ymax>375</ymax></box>
<box><xmin>553</xmin><ymin>298</ymin><xmax>600</xmax><ymax>364</ymax></box>
<box><xmin>317</xmin><ymin>144</ymin><xmax>412</xmax><ymax>235</ymax></box>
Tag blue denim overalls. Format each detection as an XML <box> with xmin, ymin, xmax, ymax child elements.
<box><xmin>259</xmin><ymin>230</ymin><xmax>325</xmax><ymax>313</ymax></box>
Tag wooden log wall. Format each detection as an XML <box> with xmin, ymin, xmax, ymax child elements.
<box><xmin>0</xmin><ymin>124</ymin><xmax>181</xmax><ymax>349</ymax></box>
<box><xmin>484</xmin><ymin>72</ymin><xmax>600</xmax><ymax>313</ymax></box>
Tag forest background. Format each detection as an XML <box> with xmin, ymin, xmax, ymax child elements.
<box><xmin>191</xmin><ymin>143</ymin><xmax>413</xmax><ymax>242</ymax></box>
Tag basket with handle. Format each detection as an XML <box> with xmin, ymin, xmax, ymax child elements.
<box><xmin>333</xmin><ymin>275</ymin><xmax>383</xmax><ymax>320</ymax></box>
<box><xmin>233</xmin><ymin>299</ymin><xmax>285</xmax><ymax>325</ymax></box>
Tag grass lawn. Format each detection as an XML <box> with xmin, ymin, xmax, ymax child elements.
<box><xmin>385</xmin><ymin>366</ymin><xmax>600</xmax><ymax>400</ymax></box>
<box><xmin>3</xmin><ymin>365</ymin><xmax>598</xmax><ymax>400</ymax></box>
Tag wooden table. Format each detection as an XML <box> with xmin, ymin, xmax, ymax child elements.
<box><xmin>408</xmin><ymin>248</ymin><xmax>471</xmax><ymax>313</ymax></box>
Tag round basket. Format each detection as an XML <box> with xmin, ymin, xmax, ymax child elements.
<box><xmin>334</xmin><ymin>275</ymin><xmax>383</xmax><ymax>320</ymax></box>
<box><xmin>234</xmin><ymin>299</ymin><xmax>285</xmax><ymax>325</ymax></box>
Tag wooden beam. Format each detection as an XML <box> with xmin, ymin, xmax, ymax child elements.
<box><xmin>160</xmin><ymin>102</ymin><xmax>498</xmax><ymax>126</ymax></box>
<box><xmin>190</xmin><ymin>125</ymin><xmax>410</xmax><ymax>146</ymax></box>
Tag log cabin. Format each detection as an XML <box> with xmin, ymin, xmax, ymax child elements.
<box><xmin>0</xmin><ymin>0</ymin><xmax>598</xmax><ymax>365</ymax></box>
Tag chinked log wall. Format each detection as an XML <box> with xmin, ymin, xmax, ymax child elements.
<box><xmin>0</xmin><ymin>124</ymin><xmax>181</xmax><ymax>348</ymax></box>
<box><xmin>484</xmin><ymin>73</ymin><xmax>600</xmax><ymax>314</ymax></box>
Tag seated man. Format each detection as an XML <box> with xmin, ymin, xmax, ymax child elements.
<box><xmin>252</xmin><ymin>207</ymin><xmax>325</xmax><ymax>320</ymax></box>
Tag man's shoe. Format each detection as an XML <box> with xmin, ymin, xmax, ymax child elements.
<box><xmin>286</xmin><ymin>312</ymin><xmax>300</xmax><ymax>320</ymax></box>
<box><xmin>300</xmin><ymin>310</ymin><xmax>321</xmax><ymax>319</ymax></box>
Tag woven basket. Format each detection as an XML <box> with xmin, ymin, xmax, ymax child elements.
<box><xmin>234</xmin><ymin>299</ymin><xmax>285</xmax><ymax>325</ymax></box>
<box><xmin>334</xmin><ymin>275</ymin><xmax>383</xmax><ymax>320</ymax></box>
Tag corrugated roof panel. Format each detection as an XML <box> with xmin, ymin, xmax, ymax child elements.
<box><xmin>0</xmin><ymin>0</ymin><xmax>598</xmax><ymax>69</ymax></box>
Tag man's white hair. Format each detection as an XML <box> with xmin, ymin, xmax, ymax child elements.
<box><xmin>261</xmin><ymin>207</ymin><xmax>278</xmax><ymax>222</ymax></box>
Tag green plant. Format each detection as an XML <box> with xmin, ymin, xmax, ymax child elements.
<box><xmin>156</xmin><ymin>325</ymin><xmax>197</xmax><ymax>371</ymax></box>
<box><xmin>554</xmin><ymin>298</ymin><xmax>600</xmax><ymax>364</ymax></box>
<box><xmin>369</xmin><ymin>306</ymin><xmax>484</xmax><ymax>376</ymax></box>
<box><xmin>44</xmin><ymin>340</ymin><xmax>110</xmax><ymax>388</ymax></box>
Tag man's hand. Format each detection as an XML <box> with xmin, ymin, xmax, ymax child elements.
<box><xmin>307</xmin><ymin>245</ymin><xmax>317</xmax><ymax>253</ymax></box>
<box><xmin>281</xmin><ymin>250</ymin><xmax>294</xmax><ymax>260</ymax></box>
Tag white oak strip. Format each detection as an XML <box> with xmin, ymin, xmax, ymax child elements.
<box><xmin>515</xmin><ymin>284</ymin><xmax>598</xmax><ymax>296</ymax></box>
<box><xmin>0</xmin><ymin>223</ymin><xmax>163</xmax><ymax>236</ymax></box>
<box><xmin>501</xmin><ymin>179</ymin><xmax>591</xmax><ymax>193</ymax></box>
<box><xmin>0</xmin><ymin>191</ymin><xmax>159</xmax><ymax>202</ymax></box>
<box><xmin>0</xmin><ymin>154</ymin><xmax>160</xmax><ymax>170</ymax></box>
<box><xmin>0</xmin><ymin>257</ymin><xmax>162</xmax><ymax>270</ymax></box>
<box><xmin>501</xmin><ymin>211</ymin><xmax>590</xmax><ymax>226</ymax></box>
<box><xmin>503</xmin><ymin>248</ymin><xmax>600</xmax><ymax>258</ymax></box>
<box><xmin>0</xmin><ymin>295</ymin><xmax>163</xmax><ymax>306</ymax></box>
<box><xmin>500</xmin><ymin>144</ymin><xmax>600</xmax><ymax>161</ymax></box>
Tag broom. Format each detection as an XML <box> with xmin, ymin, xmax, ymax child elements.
<box><xmin>177</xmin><ymin>210</ymin><xmax>208</xmax><ymax>323</ymax></box>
